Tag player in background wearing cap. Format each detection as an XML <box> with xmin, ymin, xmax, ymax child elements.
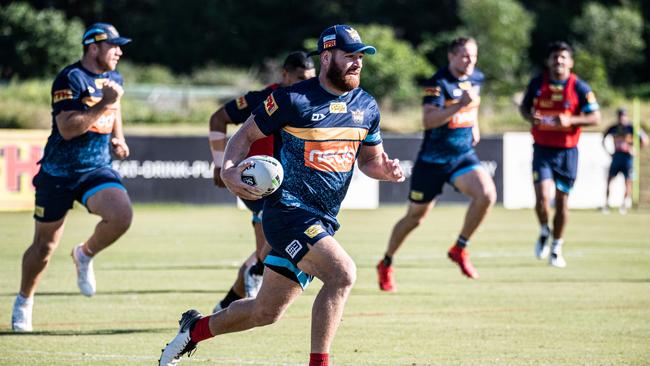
<box><xmin>159</xmin><ymin>25</ymin><xmax>405</xmax><ymax>366</ymax></box>
<box><xmin>377</xmin><ymin>37</ymin><xmax>495</xmax><ymax>291</ymax></box>
<box><xmin>209</xmin><ymin>51</ymin><xmax>315</xmax><ymax>311</ymax></box>
<box><xmin>11</xmin><ymin>23</ymin><xmax>133</xmax><ymax>332</ymax></box>
<box><xmin>602</xmin><ymin>107</ymin><xmax>648</xmax><ymax>214</ymax></box>
<box><xmin>520</xmin><ymin>41</ymin><xmax>600</xmax><ymax>268</ymax></box>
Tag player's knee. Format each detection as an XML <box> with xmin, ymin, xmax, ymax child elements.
<box><xmin>253</xmin><ymin>305</ymin><xmax>284</xmax><ymax>326</ymax></box>
<box><xmin>483</xmin><ymin>187</ymin><xmax>497</xmax><ymax>207</ymax></box>
<box><xmin>405</xmin><ymin>211</ymin><xmax>426</xmax><ymax>228</ymax></box>
<box><xmin>33</xmin><ymin>239</ymin><xmax>59</xmax><ymax>260</ymax></box>
<box><xmin>334</xmin><ymin>262</ymin><xmax>357</xmax><ymax>290</ymax></box>
<box><xmin>106</xmin><ymin>207</ymin><xmax>133</xmax><ymax>232</ymax></box>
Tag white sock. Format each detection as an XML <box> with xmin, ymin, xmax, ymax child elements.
<box><xmin>551</xmin><ymin>238</ymin><xmax>563</xmax><ymax>254</ymax></box>
<box><xmin>76</xmin><ymin>244</ymin><xmax>92</xmax><ymax>262</ymax></box>
<box><xmin>540</xmin><ymin>224</ymin><xmax>550</xmax><ymax>237</ymax></box>
<box><xmin>16</xmin><ymin>293</ymin><xmax>33</xmax><ymax>306</ymax></box>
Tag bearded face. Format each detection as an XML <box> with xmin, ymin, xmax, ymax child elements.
<box><xmin>325</xmin><ymin>51</ymin><xmax>362</xmax><ymax>91</ymax></box>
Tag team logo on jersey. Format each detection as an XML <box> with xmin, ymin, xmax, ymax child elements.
<box><xmin>549</xmin><ymin>84</ymin><xmax>564</xmax><ymax>92</ymax></box>
<box><xmin>329</xmin><ymin>102</ymin><xmax>347</xmax><ymax>114</ymax></box>
<box><xmin>304</xmin><ymin>225</ymin><xmax>325</xmax><ymax>238</ymax></box>
<box><xmin>304</xmin><ymin>140</ymin><xmax>359</xmax><ymax>172</ymax></box>
<box><xmin>236</xmin><ymin>96</ymin><xmax>248</xmax><ymax>110</ymax></box>
<box><xmin>311</xmin><ymin>113</ymin><xmax>326</xmax><ymax>121</ymax></box>
<box><xmin>286</xmin><ymin>240</ymin><xmax>303</xmax><ymax>258</ymax></box>
<box><xmin>423</xmin><ymin>87</ymin><xmax>441</xmax><ymax>97</ymax></box>
<box><xmin>53</xmin><ymin>89</ymin><xmax>73</xmax><ymax>103</ymax></box>
<box><xmin>88</xmin><ymin>86</ymin><xmax>96</xmax><ymax>94</ymax></box>
<box><xmin>351</xmin><ymin>109</ymin><xmax>364</xmax><ymax>124</ymax></box>
<box><xmin>345</xmin><ymin>28</ymin><xmax>361</xmax><ymax>42</ymax></box>
<box><xmin>458</xmin><ymin>81</ymin><xmax>472</xmax><ymax>90</ymax></box>
<box><xmin>264</xmin><ymin>94</ymin><xmax>278</xmax><ymax>116</ymax></box>
<box><xmin>452</xmin><ymin>89</ymin><xmax>462</xmax><ymax>97</ymax></box>
<box><xmin>95</xmin><ymin>78</ymin><xmax>109</xmax><ymax>89</ymax></box>
<box><xmin>551</xmin><ymin>93</ymin><xmax>563</xmax><ymax>102</ymax></box>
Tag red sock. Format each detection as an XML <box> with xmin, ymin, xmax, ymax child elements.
<box><xmin>189</xmin><ymin>316</ymin><xmax>214</xmax><ymax>343</ymax></box>
<box><xmin>309</xmin><ymin>353</ymin><xmax>329</xmax><ymax>366</ymax></box>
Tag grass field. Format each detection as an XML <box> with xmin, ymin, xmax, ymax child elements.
<box><xmin>0</xmin><ymin>205</ymin><xmax>649</xmax><ymax>366</ymax></box>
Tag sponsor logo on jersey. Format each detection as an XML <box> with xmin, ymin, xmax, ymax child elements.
<box><xmin>586</xmin><ymin>91</ymin><xmax>597</xmax><ymax>104</ymax></box>
<box><xmin>286</xmin><ymin>240</ymin><xmax>303</xmax><ymax>258</ymax></box>
<box><xmin>551</xmin><ymin>93</ymin><xmax>564</xmax><ymax>102</ymax></box>
<box><xmin>304</xmin><ymin>224</ymin><xmax>325</xmax><ymax>238</ymax></box>
<box><xmin>95</xmin><ymin>78</ymin><xmax>109</xmax><ymax>89</ymax></box>
<box><xmin>88</xmin><ymin>112</ymin><xmax>116</xmax><ymax>134</ymax></box>
<box><xmin>304</xmin><ymin>140</ymin><xmax>359</xmax><ymax>172</ymax></box>
<box><xmin>329</xmin><ymin>102</ymin><xmax>347</xmax><ymax>114</ymax></box>
<box><xmin>53</xmin><ymin>89</ymin><xmax>73</xmax><ymax>103</ymax></box>
<box><xmin>311</xmin><ymin>113</ymin><xmax>326</xmax><ymax>121</ymax></box>
<box><xmin>549</xmin><ymin>84</ymin><xmax>564</xmax><ymax>92</ymax></box>
<box><xmin>351</xmin><ymin>109</ymin><xmax>364</xmax><ymax>123</ymax></box>
<box><xmin>452</xmin><ymin>89</ymin><xmax>462</xmax><ymax>97</ymax></box>
<box><xmin>236</xmin><ymin>96</ymin><xmax>248</xmax><ymax>110</ymax></box>
<box><xmin>458</xmin><ymin>81</ymin><xmax>472</xmax><ymax>90</ymax></box>
<box><xmin>264</xmin><ymin>94</ymin><xmax>278</xmax><ymax>116</ymax></box>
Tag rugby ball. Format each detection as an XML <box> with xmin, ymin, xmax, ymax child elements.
<box><xmin>239</xmin><ymin>155</ymin><xmax>284</xmax><ymax>196</ymax></box>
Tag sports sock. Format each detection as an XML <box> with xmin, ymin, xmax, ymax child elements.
<box><xmin>309</xmin><ymin>353</ymin><xmax>329</xmax><ymax>366</ymax></box>
<box><xmin>77</xmin><ymin>245</ymin><xmax>93</xmax><ymax>261</ymax></box>
<box><xmin>189</xmin><ymin>316</ymin><xmax>214</xmax><ymax>343</ymax></box>
<box><xmin>220</xmin><ymin>287</ymin><xmax>242</xmax><ymax>309</ymax></box>
<box><xmin>382</xmin><ymin>254</ymin><xmax>392</xmax><ymax>267</ymax></box>
<box><xmin>249</xmin><ymin>260</ymin><xmax>264</xmax><ymax>276</ymax></box>
<box><xmin>540</xmin><ymin>224</ymin><xmax>550</xmax><ymax>238</ymax></box>
<box><xmin>455</xmin><ymin>235</ymin><xmax>469</xmax><ymax>249</ymax></box>
<box><xmin>16</xmin><ymin>293</ymin><xmax>33</xmax><ymax>306</ymax></box>
<box><xmin>551</xmin><ymin>238</ymin><xmax>563</xmax><ymax>254</ymax></box>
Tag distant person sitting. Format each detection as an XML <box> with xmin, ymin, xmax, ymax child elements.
<box><xmin>602</xmin><ymin>107</ymin><xmax>649</xmax><ymax>214</ymax></box>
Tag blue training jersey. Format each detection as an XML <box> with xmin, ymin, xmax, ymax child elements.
<box><xmin>417</xmin><ymin>66</ymin><xmax>484</xmax><ymax>164</ymax></box>
<box><xmin>40</xmin><ymin>61</ymin><xmax>123</xmax><ymax>177</ymax></box>
<box><xmin>252</xmin><ymin>77</ymin><xmax>382</xmax><ymax>228</ymax></box>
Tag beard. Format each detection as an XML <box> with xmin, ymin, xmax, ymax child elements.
<box><xmin>326</xmin><ymin>60</ymin><xmax>360</xmax><ymax>91</ymax></box>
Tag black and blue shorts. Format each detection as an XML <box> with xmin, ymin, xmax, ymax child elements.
<box><xmin>262</xmin><ymin>204</ymin><xmax>335</xmax><ymax>289</ymax></box>
<box><xmin>33</xmin><ymin>166</ymin><xmax>126</xmax><ymax>222</ymax></box>
<box><xmin>409</xmin><ymin>152</ymin><xmax>483</xmax><ymax>203</ymax></box>
<box><xmin>608</xmin><ymin>152</ymin><xmax>633</xmax><ymax>180</ymax></box>
<box><xmin>532</xmin><ymin>144</ymin><xmax>578</xmax><ymax>193</ymax></box>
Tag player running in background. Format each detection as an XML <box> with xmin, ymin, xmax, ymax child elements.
<box><xmin>602</xmin><ymin>107</ymin><xmax>649</xmax><ymax>214</ymax></box>
<box><xmin>520</xmin><ymin>41</ymin><xmax>600</xmax><ymax>268</ymax></box>
<box><xmin>159</xmin><ymin>24</ymin><xmax>405</xmax><ymax>366</ymax></box>
<box><xmin>377</xmin><ymin>37</ymin><xmax>496</xmax><ymax>291</ymax></box>
<box><xmin>11</xmin><ymin>23</ymin><xmax>133</xmax><ymax>332</ymax></box>
<box><xmin>208</xmin><ymin>52</ymin><xmax>315</xmax><ymax>311</ymax></box>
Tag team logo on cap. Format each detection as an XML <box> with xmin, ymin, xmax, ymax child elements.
<box><xmin>345</xmin><ymin>28</ymin><xmax>361</xmax><ymax>42</ymax></box>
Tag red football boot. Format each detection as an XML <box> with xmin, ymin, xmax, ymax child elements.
<box><xmin>376</xmin><ymin>261</ymin><xmax>396</xmax><ymax>292</ymax></box>
<box><xmin>447</xmin><ymin>245</ymin><xmax>479</xmax><ymax>279</ymax></box>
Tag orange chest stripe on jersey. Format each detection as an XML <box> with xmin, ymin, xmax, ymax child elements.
<box><xmin>304</xmin><ymin>140</ymin><xmax>360</xmax><ymax>172</ymax></box>
<box><xmin>283</xmin><ymin>126</ymin><xmax>368</xmax><ymax>141</ymax></box>
<box><xmin>82</xmin><ymin>96</ymin><xmax>116</xmax><ymax>134</ymax></box>
<box><xmin>444</xmin><ymin>98</ymin><xmax>481</xmax><ymax>129</ymax></box>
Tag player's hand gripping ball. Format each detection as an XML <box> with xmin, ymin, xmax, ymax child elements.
<box><xmin>238</xmin><ymin>155</ymin><xmax>284</xmax><ymax>196</ymax></box>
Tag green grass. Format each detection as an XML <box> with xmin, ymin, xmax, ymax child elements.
<box><xmin>1</xmin><ymin>205</ymin><xmax>649</xmax><ymax>365</ymax></box>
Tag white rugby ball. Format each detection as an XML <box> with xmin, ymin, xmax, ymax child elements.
<box><xmin>239</xmin><ymin>155</ymin><xmax>284</xmax><ymax>196</ymax></box>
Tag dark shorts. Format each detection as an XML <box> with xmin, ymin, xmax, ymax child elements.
<box><xmin>242</xmin><ymin>198</ymin><xmax>265</xmax><ymax>223</ymax></box>
<box><xmin>608</xmin><ymin>152</ymin><xmax>633</xmax><ymax>180</ymax></box>
<box><xmin>532</xmin><ymin>144</ymin><xmax>578</xmax><ymax>193</ymax></box>
<box><xmin>262</xmin><ymin>204</ymin><xmax>336</xmax><ymax>289</ymax></box>
<box><xmin>33</xmin><ymin>166</ymin><xmax>126</xmax><ymax>222</ymax></box>
<box><xmin>409</xmin><ymin>153</ymin><xmax>483</xmax><ymax>203</ymax></box>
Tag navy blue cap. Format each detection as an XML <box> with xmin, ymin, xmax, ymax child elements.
<box><xmin>82</xmin><ymin>23</ymin><xmax>131</xmax><ymax>46</ymax></box>
<box><xmin>308</xmin><ymin>25</ymin><xmax>376</xmax><ymax>56</ymax></box>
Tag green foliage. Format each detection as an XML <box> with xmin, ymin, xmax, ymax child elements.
<box><xmin>457</xmin><ymin>0</ymin><xmax>535</xmax><ymax>95</ymax></box>
<box><xmin>305</xmin><ymin>24</ymin><xmax>433</xmax><ymax>109</ymax></box>
<box><xmin>572</xmin><ymin>48</ymin><xmax>619</xmax><ymax>106</ymax></box>
<box><xmin>572</xmin><ymin>3</ymin><xmax>645</xmax><ymax>72</ymax></box>
<box><xmin>0</xmin><ymin>80</ymin><xmax>51</xmax><ymax>128</ymax></box>
<box><xmin>0</xmin><ymin>2</ymin><xmax>84</xmax><ymax>79</ymax></box>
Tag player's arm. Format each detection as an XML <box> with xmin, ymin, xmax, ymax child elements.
<box><xmin>519</xmin><ymin>79</ymin><xmax>541</xmax><ymax>125</ymax></box>
<box><xmin>472</xmin><ymin>122</ymin><xmax>481</xmax><ymax>146</ymax></box>
<box><xmin>357</xmin><ymin>144</ymin><xmax>405</xmax><ymax>182</ymax></box>
<box><xmin>220</xmin><ymin>115</ymin><xmax>267</xmax><ymax>200</ymax></box>
<box><xmin>209</xmin><ymin>107</ymin><xmax>235</xmax><ymax>187</ymax></box>
<box><xmin>110</xmin><ymin>101</ymin><xmax>129</xmax><ymax>159</ymax></box>
<box><xmin>56</xmin><ymin>80</ymin><xmax>123</xmax><ymax>140</ymax></box>
<box><xmin>559</xmin><ymin>84</ymin><xmax>600</xmax><ymax>128</ymax></box>
<box><xmin>422</xmin><ymin>90</ymin><xmax>475</xmax><ymax>130</ymax></box>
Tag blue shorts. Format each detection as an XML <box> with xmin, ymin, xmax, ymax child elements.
<box><xmin>608</xmin><ymin>152</ymin><xmax>633</xmax><ymax>180</ymax></box>
<box><xmin>532</xmin><ymin>144</ymin><xmax>578</xmax><ymax>193</ymax></box>
<box><xmin>33</xmin><ymin>167</ymin><xmax>126</xmax><ymax>222</ymax></box>
<box><xmin>409</xmin><ymin>152</ymin><xmax>482</xmax><ymax>203</ymax></box>
<box><xmin>262</xmin><ymin>204</ymin><xmax>336</xmax><ymax>289</ymax></box>
<box><xmin>242</xmin><ymin>198</ymin><xmax>265</xmax><ymax>223</ymax></box>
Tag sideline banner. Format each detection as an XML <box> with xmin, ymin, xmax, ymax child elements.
<box><xmin>0</xmin><ymin>130</ymin><xmax>47</xmax><ymax>211</ymax></box>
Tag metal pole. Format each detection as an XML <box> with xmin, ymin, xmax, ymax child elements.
<box><xmin>632</xmin><ymin>98</ymin><xmax>641</xmax><ymax>208</ymax></box>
